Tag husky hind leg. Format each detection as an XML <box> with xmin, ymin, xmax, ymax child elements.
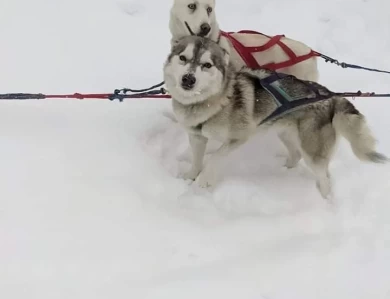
<box><xmin>298</xmin><ymin>119</ymin><xmax>337</xmax><ymax>199</ymax></box>
<box><xmin>278</xmin><ymin>128</ymin><xmax>302</xmax><ymax>168</ymax></box>
<box><xmin>302</xmin><ymin>154</ymin><xmax>332</xmax><ymax>199</ymax></box>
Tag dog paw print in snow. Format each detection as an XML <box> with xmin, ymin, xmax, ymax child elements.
<box><xmin>117</xmin><ymin>1</ymin><xmax>145</xmax><ymax>16</ymax></box>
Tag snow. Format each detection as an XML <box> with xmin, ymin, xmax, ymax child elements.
<box><xmin>1</xmin><ymin>0</ymin><xmax>390</xmax><ymax>298</ymax></box>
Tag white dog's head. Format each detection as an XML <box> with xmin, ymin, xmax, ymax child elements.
<box><xmin>163</xmin><ymin>35</ymin><xmax>230</xmax><ymax>105</ymax></box>
<box><xmin>170</xmin><ymin>0</ymin><xmax>218</xmax><ymax>39</ymax></box>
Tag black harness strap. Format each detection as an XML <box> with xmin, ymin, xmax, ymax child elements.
<box><xmin>258</xmin><ymin>73</ymin><xmax>334</xmax><ymax>125</ymax></box>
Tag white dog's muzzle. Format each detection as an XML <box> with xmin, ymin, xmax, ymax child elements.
<box><xmin>184</xmin><ymin>21</ymin><xmax>210</xmax><ymax>37</ymax></box>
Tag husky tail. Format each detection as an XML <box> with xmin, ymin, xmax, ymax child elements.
<box><xmin>332</xmin><ymin>98</ymin><xmax>389</xmax><ymax>163</ymax></box>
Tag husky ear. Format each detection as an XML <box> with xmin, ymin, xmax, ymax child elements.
<box><xmin>222</xmin><ymin>48</ymin><xmax>230</xmax><ymax>66</ymax></box>
<box><xmin>218</xmin><ymin>38</ymin><xmax>231</xmax><ymax>66</ymax></box>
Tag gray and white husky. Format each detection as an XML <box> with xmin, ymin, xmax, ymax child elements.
<box><xmin>163</xmin><ymin>35</ymin><xmax>388</xmax><ymax>199</ymax></box>
<box><xmin>169</xmin><ymin>0</ymin><xmax>319</xmax><ymax>81</ymax></box>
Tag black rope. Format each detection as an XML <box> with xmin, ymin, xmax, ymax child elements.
<box><xmin>317</xmin><ymin>52</ymin><xmax>390</xmax><ymax>75</ymax></box>
<box><xmin>334</xmin><ymin>91</ymin><xmax>390</xmax><ymax>99</ymax></box>
<box><xmin>114</xmin><ymin>81</ymin><xmax>165</xmax><ymax>95</ymax></box>
<box><xmin>108</xmin><ymin>87</ymin><xmax>168</xmax><ymax>101</ymax></box>
<box><xmin>0</xmin><ymin>93</ymin><xmax>46</xmax><ymax>100</ymax></box>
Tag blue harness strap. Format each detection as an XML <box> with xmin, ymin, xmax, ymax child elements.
<box><xmin>258</xmin><ymin>73</ymin><xmax>333</xmax><ymax>125</ymax></box>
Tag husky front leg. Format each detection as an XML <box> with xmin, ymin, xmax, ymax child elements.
<box><xmin>197</xmin><ymin>139</ymin><xmax>246</xmax><ymax>188</ymax></box>
<box><xmin>180</xmin><ymin>133</ymin><xmax>208</xmax><ymax>181</ymax></box>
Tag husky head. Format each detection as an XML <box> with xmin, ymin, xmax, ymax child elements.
<box><xmin>163</xmin><ymin>35</ymin><xmax>230</xmax><ymax>105</ymax></box>
<box><xmin>170</xmin><ymin>0</ymin><xmax>219</xmax><ymax>40</ymax></box>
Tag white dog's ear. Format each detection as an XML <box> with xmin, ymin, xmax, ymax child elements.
<box><xmin>218</xmin><ymin>38</ymin><xmax>231</xmax><ymax>65</ymax></box>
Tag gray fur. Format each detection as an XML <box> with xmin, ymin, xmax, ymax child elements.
<box><xmin>175</xmin><ymin>36</ymin><xmax>228</xmax><ymax>75</ymax></box>
<box><xmin>163</xmin><ymin>35</ymin><xmax>388</xmax><ymax>199</ymax></box>
<box><xmin>366</xmin><ymin>152</ymin><xmax>389</xmax><ymax>163</ymax></box>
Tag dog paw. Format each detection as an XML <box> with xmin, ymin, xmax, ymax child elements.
<box><xmin>179</xmin><ymin>169</ymin><xmax>200</xmax><ymax>181</ymax></box>
<box><xmin>316</xmin><ymin>179</ymin><xmax>332</xmax><ymax>200</ymax></box>
<box><xmin>196</xmin><ymin>169</ymin><xmax>217</xmax><ymax>188</ymax></box>
<box><xmin>284</xmin><ymin>157</ymin><xmax>299</xmax><ymax>169</ymax></box>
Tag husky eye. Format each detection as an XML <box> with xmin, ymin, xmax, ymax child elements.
<box><xmin>188</xmin><ymin>3</ymin><xmax>196</xmax><ymax>10</ymax></box>
<box><xmin>179</xmin><ymin>55</ymin><xmax>187</xmax><ymax>62</ymax></box>
<box><xmin>203</xmin><ymin>63</ymin><xmax>212</xmax><ymax>69</ymax></box>
<box><xmin>207</xmin><ymin>7</ymin><xmax>213</xmax><ymax>14</ymax></box>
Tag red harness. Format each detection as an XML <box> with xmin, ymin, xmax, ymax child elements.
<box><xmin>220</xmin><ymin>30</ymin><xmax>319</xmax><ymax>70</ymax></box>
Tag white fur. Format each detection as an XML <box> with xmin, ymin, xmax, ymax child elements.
<box><xmin>169</xmin><ymin>0</ymin><xmax>319</xmax><ymax>81</ymax></box>
<box><xmin>181</xmin><ymin>43</ymin><xmax>195</xmax><ymax>60</ymax></box>
<box><xmin>169</xmin><ymin>0</ymin><xmax>219</xmax><ymax>43</ymax></box>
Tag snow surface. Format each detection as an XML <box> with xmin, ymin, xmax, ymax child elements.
<box><xmin>1</xmin><ymin>0</ymin><xmax>390</xmax><ymax>298</ymax></box>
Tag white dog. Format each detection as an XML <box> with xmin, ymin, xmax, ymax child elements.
<box><xmin>169</xmin><ymin>0</ymin><xmax>319</xmax><ymax>81</ymax></box>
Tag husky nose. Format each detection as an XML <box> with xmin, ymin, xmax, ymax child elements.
<box><xmin>181</xmin><ymin>74</ymin><xmax>196</xmax><ymax>90</ymax></box>
<box><xmin>199</xmin><ymin>23</ymin><xmax>211</xmax><ymax>36</ymax></box>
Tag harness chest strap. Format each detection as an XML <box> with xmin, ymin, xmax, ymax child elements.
<box><xmin>219</xmin><ymin>30</ymin><xmax>319</xmax><ymax>70</ymax></box>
